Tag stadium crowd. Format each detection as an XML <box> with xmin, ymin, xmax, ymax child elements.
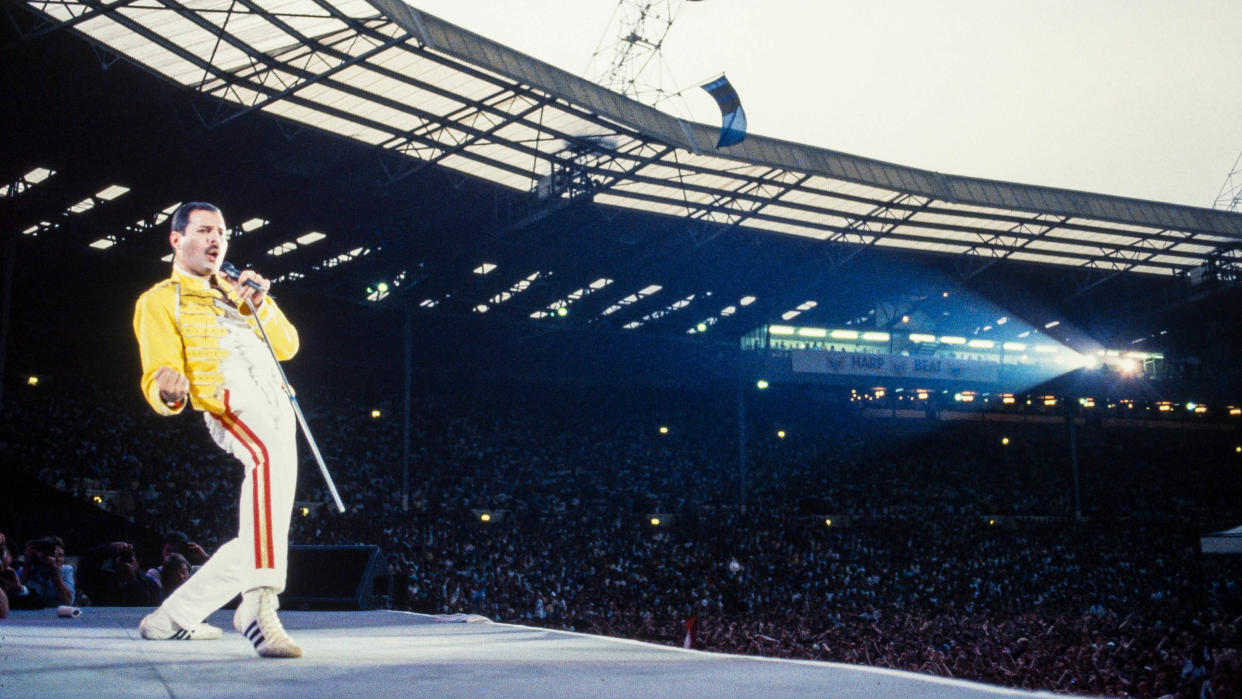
<box><xmin>4</xmin><ymin>371</ymin><xmax>1242</xmax><ymax>697</ymax></box>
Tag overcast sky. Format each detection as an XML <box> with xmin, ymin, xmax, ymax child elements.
<box><xmin>409</xmin><ymin>0</ymin><xmax>1241</xmax><ymax>209</ymax></box>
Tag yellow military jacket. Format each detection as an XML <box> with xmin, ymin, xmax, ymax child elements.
<box><xmin>133</xmin><ymin>266</ymin><xmax>299</xmax><ymax>417</ymax></box>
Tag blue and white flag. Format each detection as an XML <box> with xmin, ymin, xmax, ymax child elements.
<box><xmin>700</xmin><ymin>75</ymin><xmax>747</xmax><ymax>148</ymax></box>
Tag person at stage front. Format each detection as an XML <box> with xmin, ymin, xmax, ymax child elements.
<box><xmin>132</xmin><ymin>201</ymin><xmax>303</xmax><ymax>658</ymax></box>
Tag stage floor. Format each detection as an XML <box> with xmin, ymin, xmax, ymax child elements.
<box><xmin>1</xmin><ymin>608</ymin><xmax>1064</xmax><ymax>697</ymax></box>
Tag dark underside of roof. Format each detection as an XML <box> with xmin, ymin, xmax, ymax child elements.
<box><xmin>2</xmin><ymin>15</ymin><xmax>1241</xmax><ymax>396</ymax></box>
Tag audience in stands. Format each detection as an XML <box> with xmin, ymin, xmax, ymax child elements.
<box><xmin>3</xmin><ymin>372</ymin><xmax>1242</xmax><ymax>696</ymax></box>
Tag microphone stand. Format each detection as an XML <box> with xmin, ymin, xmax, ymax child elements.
<box><xmin>237</xmin><ymin>288</ymin><xmax>347</xmax><ymax>514</ymax></box>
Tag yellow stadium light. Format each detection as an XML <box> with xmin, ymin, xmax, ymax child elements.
<box><xmin>1228</xmin><ymin>406</ymin><xmax>1241</xmax><ymax>416</ymax></box>
<box><xmin>300</xmin><ymin>507</ymin><xmax>310</xmax><ymax>517</ymax></box>
<box><xmin>556</xmin><ymin>307</ymin><xmax>568</xmax><ymax>317</ymax></box>
<box><xmin>768</xmin><ymin>325</ymin><xmax>795</xmax><ymax>336</ymax></box>
<box><xmin>92</xmin><ymin>495</ymin><xmax>103</xmax><ymax>504</ymax></box>
<box><xmin>28</xmin><ymin>375</ymin><xmax>39</xmax><ymax>385</ymax></box>
<box><xmin>659</xmin><ymin>426</ymin><xmax>669</xmax><ymax>435</ymax></box>
<box><xmin>371</xmin><ymin>409</ymin><xmax>382</xmax><ymax>419</ymax></box>
<box><xmin>1001</xmin><ymin>394</ymin><xmax>1016</xmax><ymax>404</ymax></box>
<box><xmin>480</xmin><ymin>513</ymin><xmax>491</xmax><ymax>522</ymax></box>
<box><xmin>916</xmin><ymin>390</ymin><xmax>929</xmax><ymax>400</ymax></box>
<box><xmin>756</xmin><ymin>379</ymin><xmax>769</xmax><ymax>390</ymax></box>
<box><xmin>988</xmin><ymin>519</ymin><xmax>996</xmax><ymax>526</ymax></box>
<box><xmin>824</xmin><ymin>519</ymin><xmax>832</xmax><ymax>527</ymax></box>
<box><xmin>650</xmin><ymin>517</ymin><xmax>661</xmax><ymax>526</ymax></box>
<box><xmin>1002</xmin><ymin>437</ymin><xmax>1009</xmax><ymax>446</ymax></box>
<box><xmin>1043</xmin><ymin>396</ymin><xmax>1057</xmax><ymax>407</ymax></box>
<box><xmin>1235</xmin><ymin>446</ymin><xmax>1241</xmax><ymax>453</ymax></box>
<box><xmin>776</xmin><ymin>430</ymin><xmax>786</xmax><ymax>439</ymax></box>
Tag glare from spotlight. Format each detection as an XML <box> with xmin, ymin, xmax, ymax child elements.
<box><xmin>371</xmin><ymin>409</ymin><xmax>382</xmax><ymax>419</ymax></box>
<box><xmin>988</xmin><ymin>519</ymin><xmax>996</xmax><ymax>526</ymax></box>
<box><xmin>556</xmin><ymin>307</ymin><xmax>568</xmax><ymax>317</ymax></box>
<box><xmin>696</xmin><ymin>322</ymin><xmax>707</xmax><ymax>332</ymax></box>
<box><xmin>776</xmin><ymin>430</ymin><xmax>786</xmax><ymax>439</ymax></box>
<box><xmin>1119</xmin><ymin>359</ymin><xmax>1139</xmax><ymax>374</ymax></box>
<box><xmin>1002</xmin><ymin>437</ymin><xmax>1009</xmax><ymax>446</ymax></box>
<box><xmin>756</xmin><ymin>379</ymin><xmax>769</xmax><ymax>390</ymax></box>
<box><xmin>28</xmin><ymin>376</ymin><xmax>39</xmax><ymax>386</ymax></box>
<box><xmin>824</xmin><ymin>519</ymin><xmax>832</xmax><ymax>527</ymax></box>
<box><xmin>659</xmin><ymin>426</ymin><xmax>669</xmax><ymax>435</ymax></box>
<box><xmin>377</xmin><ymin>282</ymin><xmax>389</xmax><ymax>293</ymax></box>
<box><xmin>650</xmin><ymin>517</ymin><xmax>661</xmax><ymax>526</ymax></box>
<box><xmin>480</xmin><ymin>513</ymin><xmax>491</xmax><ymax>522</ymax></box>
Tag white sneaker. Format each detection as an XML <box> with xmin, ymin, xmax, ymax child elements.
<box><xmin>233</xmin><ymin>588</ymin><xmax>302</xmax><ymax>658</ymax></box>
<box><xmin>139</xmin><ymin>610</ymin><xmax>223</xmax><ymax>640</ymax></box>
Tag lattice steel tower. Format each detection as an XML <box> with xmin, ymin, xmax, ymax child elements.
<box><xmin>1214</xmin><ymin>149</ymin><xmax>1242</xmax><ymax>212</ymax></box>
<box><xmin>585</xmin><ymin>0</ymin><xmax>697</xmax><ymax>109</ymax></box>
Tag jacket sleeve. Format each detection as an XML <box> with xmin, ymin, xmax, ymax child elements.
<box><xmin>133</xmin><ymin>286</ymin><xmax>188</xmax><ymax>416</ymax></box>
<box><xmin>252</xmin><ymin>297</ymin><xmax>299</xmax><ymax>361</ymax></box>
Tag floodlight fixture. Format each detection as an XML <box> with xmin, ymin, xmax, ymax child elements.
<box><xmin>776</xmin><ymin>430</ymin><xmax>786</xmax><ymax>439</ymax></box>
<box><xmin>739</xmin><ymin>296</ymin><xmax>756</xmax><ymax>306</ymax></box>
<box><xmin>797</xmin><ymin>327</ymin><xmax>827</xmax><ymax>338</ymax></box>
<box><xmin>1001</xmin><ymin>437</ymin><xmax>1010</xmax><ymax>445</ymax></box>
<box><xmin>756</xmin><ymin>379</ymin><xmax>769</xmax><ymax>390</ymax></box>
<box><xmin>861</xmin><ymin>332</ymin><xmax>889</xmax><ymax>342</ymax></box>
<box><xmin>556</xmin><ymin>307</ymin><xmax>568</xmax><ymax>317</ymax></box>
<box><xmin>829</xmin><ymin>329</ymin><xmax>858</xmax><ymax>340</ymax></box>
<box><xmin>296</xmin><ymin>231</ymin><xmax>326</xmax><ymax>245</ymax></box>
<box><xmin>696</xmin><ymin>322</ymin><xmax>707</xmax><ymax>332</ymax></box>
<box><xmin>909</xmin><ymin>334</ymin><xmax>937</xmax><ymax>343</ymax></box>
<box><xmin>371</xmin><ymin>409</ymin><xmax>381</xmax><ymax>418</ymax></box>
<box><xmin>768</xmin><ymin>325</ymin><xmax>795</xmax><ymax>336</ymax></box>
<box><xmin>659</xmin><ymin>426</ymin><xmax>669</xmax><ymax>435</ymax></box>
<box><xmin>27</xmin><ymin>376</ymin><xmax>38</xmax><ymax>386</ymax></box>
<box><xmin>939</xmin><ymin>336</ymin><xmax>966</xmax><ymax>345</ymax></box>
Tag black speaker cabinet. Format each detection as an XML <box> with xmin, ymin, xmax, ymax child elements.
<box><xmin>282</xmin><ymin>545</ymin><xmax>388</xmax><ymax>610</ymax></box>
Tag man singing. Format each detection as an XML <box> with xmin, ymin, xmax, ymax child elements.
<box><xmin>133</xmin><ymin>202</ymin><xmax>302</xmax><ymax>658</ymax></box>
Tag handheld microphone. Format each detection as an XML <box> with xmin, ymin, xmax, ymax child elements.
<box><xmin>219</xmin><ymin>261</ymin><xmax>274</xmax><ymax>299</ymax></box>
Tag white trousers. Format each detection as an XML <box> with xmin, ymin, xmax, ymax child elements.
<box><xmin>160</xmin><ymin>386</ymin><xmax>297</xmax><ymax>630</ymax></box>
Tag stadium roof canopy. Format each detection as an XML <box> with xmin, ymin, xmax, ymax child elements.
<box><xmin>18</xmin><ymin>0</ymin><xmax>1242</xmax><ymax>280</ymax></box>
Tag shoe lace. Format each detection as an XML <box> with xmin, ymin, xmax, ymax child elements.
<box><xmin>258</xmin><ymin>592</ymin><xmax>290</xmax><ymax>642</ymax></box>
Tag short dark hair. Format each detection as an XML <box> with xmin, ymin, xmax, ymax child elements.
<box><xmin>170</xmin><ymin>202</ymin><xmax>222</xmax><ymax>233</ymax></box>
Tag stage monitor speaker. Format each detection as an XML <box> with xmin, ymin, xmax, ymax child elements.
<box><xmin>283</xmin><ymin>545</ymin><xmax>388</xmax><ymax>610</ymax></box>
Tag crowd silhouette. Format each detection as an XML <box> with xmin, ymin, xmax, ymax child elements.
<box><xmin>4</xmin><ymin>371</ymin><xmax>1242</xmax><ymax>696</ymax></box>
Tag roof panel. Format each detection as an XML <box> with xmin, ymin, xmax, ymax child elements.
<box><xmin>24</xmin><ymin>0</ymin><xmax>1242</xmax><ymax>277</ymax></box>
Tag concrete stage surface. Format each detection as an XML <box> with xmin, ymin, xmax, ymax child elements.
<box><xmin>1</xmin><ymin>608</ymin><xmax>1064</xmax><ymax>697</ymax></box>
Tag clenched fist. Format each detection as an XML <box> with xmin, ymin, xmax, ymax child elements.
<box><xmin>154</xmin><ymin>366</ymin><xmax>189</xmax><ymax>405</ymax></box>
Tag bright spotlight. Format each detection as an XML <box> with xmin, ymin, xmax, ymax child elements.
<box><xmin>377</xmin><ymin>282</ymin><xmax>389</xmax><ymax>293</ymax></box>
<box><xmin>756</xmin><ymin>379</ymin><xmax>769</xmax><ymax>390</ymax></box>
<box><xmin>658</xmin><ymin>426</ymin><xmax>669</xmax><ymax>435</ymax></box>
<box><xmin>776</xmin><ymin>430</ymin><xmax>786</xmax><ymax>439</ymax></box>
<box><xmin>824</xmin><ymin>519</ymin><xmax>832</xmax><ymax>527</ymax></box>
<box><xmin>1119</xmin><ymin>359</ymin><xmax>1139</xmax><ymax>374</ymax></box>
<box><xmin>371</xmin><ymin>409</ymin><xmax>382</xmax><ymax>419</ymax></box>
<box><xmin>1079</xmin><ymin>354</ymin><xmax>1100</xmax><ymax>370</ymax></box>
<box><xmin>556</xmin><ymin>307</ymin><xmax>568</xmax><ymax>317</ymax></box>
<box><xmin>650</xmin><ymin>517</ymin><xmax>661</xmax><ymax>526</ymax></box>
<box><xmin>480</xmin><ymin>513</ymin><xmax>491</xmax><ymax>522</ymax></box>
<box><xmin>300</xmin><ymin>506</ymin><xmax>310</xmax><ymax>517</ymax></box>
<box><xmin>696</xmin><ymin>322</ymin><xmax>707</xmax><ymax>332</ymax></box>
<box><xmin>1002</xmin><ymin>437</ymin><xmax>1009</xmax><ymax>446</ymax></box>
<box><xmin>27</xmin><ymin>376</ymin><xmax>39</xmax><ymax>386</ymax></box>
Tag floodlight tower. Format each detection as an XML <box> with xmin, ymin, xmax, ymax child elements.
<box><xmin>1214</xmin><ymin>149</ymin><xmax>1242</xmax><ymax>212</ymax></box>
<box><xmin>585</xmin><ymin>0</ymin><xmax>698</xmax><ymax>108</ymax></box>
